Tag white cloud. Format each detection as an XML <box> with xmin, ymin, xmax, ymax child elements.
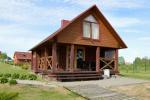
<box><xmin>138</xmin><ymin>37</ymin><xmax>150</xmax><ymax>41</ymax></box>
<box><xmin>106</xmin><ymin>17</ymin><xmax>141</xmax><ymax>28</ymax></box>
<box><xmin>0</xmin><ymin>0</ymin><xmax>81</xmax><ymax>58</ymax></box>
<box><xmin>64</xmin><ymin>0</ymin><xmax>147</xmax><ymax>9</ymax></box>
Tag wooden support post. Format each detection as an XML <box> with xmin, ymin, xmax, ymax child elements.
<box><xmin>70</xmin><ymin>44</ymin><xmax>75</xmax><ymax>72</ymax></box>
<box><xmin>44</xmin><ymin>47</ymin><xmax>47</xmax><ymax>70</ymax></box>
<box><xmin>36</xmin><ymin>52</ymin><xmax>40</xmax><ymax>70</ymax></box>
<box><xmin>96</xmin><ymin>47</ymin><xmax>100</xmax><ymax>72</ymax></box>
<box><xmin>114</xmin><ymin>49</ymin><xmax>119</xmax><ymax>74</ymax></box>
<box><xmin>31</xmin><ymin>51</ymin><xmax>34</xmax><ymax>70</ymax></box>
<box><xmin>32</xmin><ymin>51</ymin><xmax>37</xmax><ymax>72</ymax></box>
<box><xmin>52</xmin><ymin>42</ymin><xmax>57</xmax><ymax>72</ymax></box>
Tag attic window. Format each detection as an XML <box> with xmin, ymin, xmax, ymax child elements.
<box><xmin>83</xmin><ymin>15</ymin><xmax>99</xmax><ymax>39</ymax></box>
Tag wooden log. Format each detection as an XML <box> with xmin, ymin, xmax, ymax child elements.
<box><xmin>32</xmin><ymin>51</ymin><xmax>37</xmax><ymax>72</ymax></box>
<box><xmin>52</xmin><ymin>42</ymin><xmax>57</xmax><ymax>72</ymax></box>
<box><xmin>114</xmin><ymin>49</ymin><xmax>119</xmax><ymax>74</ymax></box>
<box><xmin>44</xmin><ymin>47</ymin><xmax>47</xmax><ymax>70</ymax></box>
<box><xmin>70</xmin><ymin>44</ymin><xmax>75</xmax><ymax>72</ymax></box>
<box><xmin>31</xmin><ymin>51</ymin><xmax>33</xmax><ymax>70</ymax></box>
<box><xmin>96</xmin><ymin>47</ymin><xmax>100</xmax><ymax>72</ymax></box>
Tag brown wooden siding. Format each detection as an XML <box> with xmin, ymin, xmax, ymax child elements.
<box><xmin>57</xmin><ymin>11</ymin><xmax>119</xmax><ymax>48</ymax></box>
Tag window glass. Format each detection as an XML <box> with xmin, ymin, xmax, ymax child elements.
<box><xmin>105</xmin><ymin>50</ymin><xmax>115</xmax><ymax>59</ymax></box>
<box><xmin>83</xmin><ymin>22</ymin><xmax>91</xmax><ymax>38</ymax></box>
<box><xmin>85</xmin><ymin>15</ymin><xmax>97</xmax><ymax>22</ymax></box>
<box><xmin>92</xmin><ymin>23</ymin><xmax>99</xmax><ymax>39</ymax></box>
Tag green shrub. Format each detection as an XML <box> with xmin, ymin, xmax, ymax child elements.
<box><xmin>21</xmin><ymin>64</ymin><xmax>29</xmax><ymax>70</ymax></box>
<box><xmin>12</xmin><ymin>73</ymin><xmax>20</xmax><ymax>79</ymax></box>
<box><xmin>0</xmin><ymin>73</ymin><xmax>3</xmax><ymax>77</ymax></box>
<box><xmin>19</xmin><ymin>74</ymin><xmax>27</xmax><ymax>80</ymax></box>
<box><xmin>3</xmin><ymin>73</ymin><xmax>11</xmax><ymax>78</ymax></box>
<box><xmin>9</xmin><ymin>79</ymin><xmax>17</xmax><ymax>85</ymax></box>
<box><xmin>0</xmin><ymin>77</ymin><xmax>8</xmax><ymax>84</ymax></box>
<box><xmin>28</xmin><ymin>74</ymin><xmax>37</xmax><ymax>80</ymax></box>
<box><xmin>0</xmin><ymin>92</ymin><xmax>18</xmax><ymax>100</ymax></box>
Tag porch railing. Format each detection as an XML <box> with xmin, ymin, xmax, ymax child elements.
<box><xmin>38</xmin><ymin>56</ymin><xmax>52</xmax><ymax>70</ymax></box>
<box><xmin>99</xmin><ymin>57</ymin><xmax>115</xmax><ymax>70</ymax></box>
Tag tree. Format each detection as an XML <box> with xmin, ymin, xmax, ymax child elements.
<box><xmin>0</xmin><ymin>52</ymin><xmax>7</xmax><ymax>61</ymax></box>
<box><xmin>118</xmin><ymin>56</ymin><xmax>125</xmax><ymax>65</ymax></box>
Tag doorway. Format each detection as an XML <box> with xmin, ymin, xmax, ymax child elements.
<box><xmin>76</xmin><ymin>47</ymin><xmax>85</xmax><ymax>69</ymax></box>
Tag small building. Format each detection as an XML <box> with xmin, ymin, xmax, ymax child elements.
<box><xmin>30</xmin><ymin>5</ymin><xmax>127</xmax><ymax>81</ymax></box>
<box><xmin>13</xmin><ymin>51</ymin><xmax>31</xmax><ymax>65</ymax></box>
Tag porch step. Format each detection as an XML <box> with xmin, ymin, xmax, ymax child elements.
<box><xmin>48</xmin><ymin>71</ymin><xmax>103</xmax><ymax>81</ymax></box>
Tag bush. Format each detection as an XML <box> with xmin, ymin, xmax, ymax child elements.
<box><xmin>12</xmin><ymin>73</ymin><xmax>20</xmax><ymax>79</ymax></box>
<box><xmin>19</xmin><ymin>74</ymin><xmax>27</xmax><ymax>80</ymax></box>
<box><xmin>3</xmin><ymin>73</ymin><xmax>11</xmax><ymax>78</ymax></box>
<box><xmin>0</xmin><ymin>77</ymin><xmax>8</xmax><ymax>84</ymax></box>
<box><xmin>21</xmin><ymin>64</ymin><xmax>29</xmax><ymax>70</ymax></box>
<box><xmin>0</xmin><ymin>73</ymin><xmax>3</xmax><ymax>77</ymax></box>
<box><xmin>9</xmin><ymin>79</ymin><xmax>17</xmax><ymax>85</ymax></box>
<box><xmin>28</xmin><ymin>74</ymin><xmax>37</xmax><ymax>80</ymax></box>
<box><xmin>0</xmin><ymin>92</ymin><xmax>18</xmax><ymax>100</ymax></box>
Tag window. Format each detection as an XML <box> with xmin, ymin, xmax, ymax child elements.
<box><xmin>83</xmin><ymin>22</ymin><xmax>90</xmax><ymax>38</ymax></box>
<box><xmin>105</xmin><ymin>50</ymin><xmax>115</xmax><ymax>59</ymax></box>
<box><xmin>92</xmin><ymin>23</ymin><xmax>99</xmax><ymax>39</ymax></box>
<box><xmin>83</xmin><ymin>15</ymin><xmax>99</xmax><ymax>39</ymax></box>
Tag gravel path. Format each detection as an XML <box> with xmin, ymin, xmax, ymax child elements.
<box><xmin>17</xmin><ymin>77</ymin><xmax>150</xmax><ymax>100</ymax></box>
<box><xmin>59</xmin><ymin>76</ymin><xmax>149</xmax><ymax>88</ymax></box>
<box><xmin>60</xmin><ymin>77</ymin><xmax>149</xmax><ymax>100</ymax></box>
<box><xmin>66</xmin><ymin>84</ymin><xmax>138</xmax><ymax>100</ymax></box>
<box><xmin>17</xmin><ymin>80</ymin><xmax>58</xmax><ymax>88</ymax></box>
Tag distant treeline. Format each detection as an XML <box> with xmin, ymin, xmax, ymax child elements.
<box><xmin>119</xmin><ymin>56</ymin><xmax>150</xmax><ymax>72</ymax></box>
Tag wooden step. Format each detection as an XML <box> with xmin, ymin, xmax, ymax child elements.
<box><xmin>48</xmin><ymin>71</ymin><xmax>103</xmax><ymax>81</ymax></box>
<box><xmin>57</xmin><ymin>76</ymin><xmax>102</xmax><ymax>81</ymax></box>
<box><xmin>48</xmin><ymin>73</ymin><xmax>100</xmax><ymax>77</ymax></box>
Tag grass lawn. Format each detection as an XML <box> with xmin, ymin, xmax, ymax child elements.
<box><xmin>0</xmin><ymin>84</ymin><xmax>85</xmax><ymax>100</ymax></box>
<box><xmin>0</xmin><ymin>62</ymin><xmax>44</xmax><ymax>81</ymax></box>
<box><xmin>0</xmin><ymin>62</ymin><xmax>85</xmax><ymax>100</ymax></box>
<box><xmin>111</xmin><ymin>83</ymin><xmax>150</xmax><ymax>100</ymax></box>
<box><xmin>119</xmin><ymin>64</ymin><xmax>150</xmax><ymax>80</ymax></box>
<box><xmin>0</xmin><ymin>62</ymin><xmax>31</xmax><ymax>74</ymax></box>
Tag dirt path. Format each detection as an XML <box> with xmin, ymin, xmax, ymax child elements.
<box><xmin>17</xmin><ymin>80</ymin><xmax>58</xmax><ymax>88</ymax></box>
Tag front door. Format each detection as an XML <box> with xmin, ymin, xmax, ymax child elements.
<box><xmin>76</xmin><ymin>47</ymin><xmax>85</xmax><ymax>69</ymax></box>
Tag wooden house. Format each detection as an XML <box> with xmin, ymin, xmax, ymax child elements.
<box><xmin>13</xmin><ymin>51</ymin><xmax>31</xmax><ymax>65</ymax></box>
<box><xmin>30</xmin><ymin>5</ymin><xmax>127</xmax><ymax>81</ymax></box>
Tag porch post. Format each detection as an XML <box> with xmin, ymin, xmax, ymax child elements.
<box><xmin>32</xmin><ymin>51</ymin><xmax>37</xmax><ymax>72</ymax></box>
<box><xmin>36</xmin><ymin>52</ymin><xmax>40</xmax><ymax>71</ymax></box>
<box><xmin>44</xmin><ymin>47</ymin><xmax>47</xmax><ymax>70</ymax></box>
<box><xmin>114</xmin><ymin>49</ymin><xmax>119</xmax><ymax>74</ymax></box>
<box><xmin>52</xmin><ymin>42</ymin><xmax>57</xmax><ymax>72</ymax></box>
<box><xmin>96</xmin><ymin>47</ymin><xmax>100</xmax><ymax>72</ymax></box>
<box><xmin>70</xmin><ymin>44</ymin><xmax>75</xmax><ymax>72</ymax></box>
<box><xmin>31</xmin><ymin>51</ymin><xmax>34</xmax><ymax>70</ymax></box>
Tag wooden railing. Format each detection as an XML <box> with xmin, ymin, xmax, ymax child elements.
<box><xmin>99</xmin><ymin>57</ymin><xmax>115</xmax><ymax>70</ymax></box>
<box><xmin>38</xmin><ymin>56</ymin><xmax>52</xmax><ymax>70</ymax></box>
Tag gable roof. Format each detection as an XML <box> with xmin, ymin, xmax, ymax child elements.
<box><xmin>14</xmin><ymin>52</ymin><xmax>31</xmax><ymax>60</ymax></box>
<box><xmin>30</xmin><ymin>5</ymin><xmax>127</xmax><ymax>50</ymax></box>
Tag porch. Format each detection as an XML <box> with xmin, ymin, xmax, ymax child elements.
<box><xmin>32</xmin><ymin>43</ymin><xmax>118</xmax><ymax>81</ymax></box>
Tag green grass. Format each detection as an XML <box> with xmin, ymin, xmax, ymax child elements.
<box><xmin>119</xmin><ymin>64</ymin><xmax>150</xmax><ymax>80</ymax></box>
<box><xmin>0</xmin><ymin>84</ymin><xmax>85</xmax><ymax>100</ymax></box>
<box><xmin>0</xmin><ymin>62</ymin><xmax>30</xmax><ymax>74</ymax></box>
<box><xmin>0</xmin><ymin>63</ymin><xmax>85</xmax><ymax>100</ymax></box>
<box><xmin>0</xmin><ymin>62</ymin><xmax>43</xmax><ymax>81</ymax></box>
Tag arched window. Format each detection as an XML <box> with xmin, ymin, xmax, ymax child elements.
<box><xmin>83</xmin><ymin>15</ymin><xmax>99</xmax><ymax>39</ymax></box>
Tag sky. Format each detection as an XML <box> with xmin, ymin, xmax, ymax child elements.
<box><xmin>0</xmin><ymin>0</ymin><xmax>150</xmax><ymax>62</ymax></box>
